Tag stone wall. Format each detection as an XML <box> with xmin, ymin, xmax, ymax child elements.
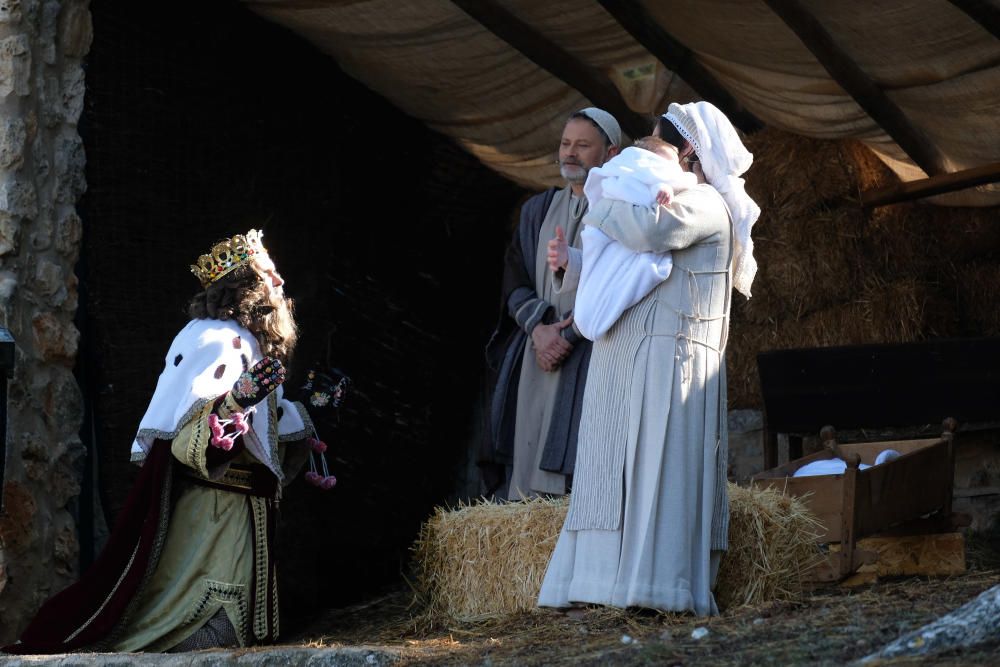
<box><xmin>0</xmin><ymin>0</ymin><xmax>90</xmax><ymax>644</ymax></box>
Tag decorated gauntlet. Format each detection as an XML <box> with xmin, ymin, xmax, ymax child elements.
<box><xmin>209</xmin><ymin>357</ymin><xmax>286</xmax><ymax>450</ymax></box>
<box><xmin>231</xmin><ymin>357</ymin><xmax>286</xmax><ymax>409</ymax></box>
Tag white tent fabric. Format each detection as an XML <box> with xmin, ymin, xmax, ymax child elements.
<box><xmin>243</xmin><ymin>0</ymin><xmax>1000</xmax><ymax>205</ymax></box>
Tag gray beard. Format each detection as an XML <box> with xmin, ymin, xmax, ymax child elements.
<box><xmin>560</xmin><ymin>163</ymin><xmax>588</xmax><ymax>184</ymax></box>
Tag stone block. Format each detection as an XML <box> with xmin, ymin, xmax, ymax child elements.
<box><xmin>31</xmin><ymin>311</ymin><xmax>78</xmax><ymax>364</ymax></box>
<box><xmin>0</xmin><ymin>117</ymin><xmax>26</xmax><ymax>168</ymax></box>
<box><xmin>0</xmin><ymin>211</ymin><xmax>19</xmax><ymax>256</ymax></box>
<box><xmin>728</xmin><ymin>408</ymin><xmax>764</xmax><ymax>483</ymax></box>
<box><xmin>33</xmin><ymin>256</ymin><xmax>63</xmax><ymax>299</ymax></box>
<box><xmin>19</xmin><ymin>431</ymin><xmax>51</xmax><ymax>481</ymax></box>
<box><xmin>39</xmin><ymin>73</ymin><xmax>62</xmax><ymax>128</ymax></box>
<box><xmin>53</xmin><ymin>513</ymin><xmax>79</xmax><ymax>576</ymax></box>
<box><xmin>60</xmin><ymin>63</ymin><xmax>85</xmax><ymax>124</ymax></box>
<box><xmin>0</xmin><ymin>269</ymin><xmax>17</xmax><ymax>301</ymax></box>
<box><xmin>40</xmin><ymin>0</ymin><xmax>58</xmax><ymax>45</ymax></box>
<box><xmin>0</xmin><ymin>480</ymin><xmax>37</xmax><ymax>553</ymax></box>
<box><xmin>0</xmin><ymin>0</ymin><xmax>23</xmax><ymax>25</ymax></box>
<box><xmin>0</xmin><ymin>33</ymin><xmax>30</xmax><ymax>97</ymax></box>
<box><xmin>54</xmin><ymin>208</ymin><xmax>80</xmax><ymax>256</ymax></box>
<box><xmin>0</xmin><ymin>178</ymin><xmax>38</xmax><ymax>217</ymax></box>
<box><xmin>61</xmin><ymin>273</ymin><xmax>77</xmax><ymax>312</ymax></box>
<box><xmin>29</xmin><ymin>209</ymin><xmax>53</xmax><ymax>251</ymax></box>
<box><xmin>59</xmin><ymin>1</ymin><xmax>92</xmax><ymax>58</ymax></box>
<box><xmin>46</xmin><ymin>367</ymin><xmax>84</xmax><ymax>436</ymax></box>
<box><xmin>31</xmin><ymin>134</ymin><xmax>49</xmax><ymax>180</ymax></box>
<box><xmin>53</xmin><ymin>130</ymin><xmax>86</xmax><ymax>204</ymax></box>
<box><xmin>50</xmin><ymin>440</ymin><xmax>84</xmax><ymax>507</ymax></box>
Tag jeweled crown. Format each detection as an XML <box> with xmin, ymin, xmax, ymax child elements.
<box><xmin>190</xmin><ymin>229</ymin><xmax>269</xmax><ymax>288</ymax></box>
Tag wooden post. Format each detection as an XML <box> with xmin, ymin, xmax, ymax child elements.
<box><xmin>860</xmin><ymin>162</ymin><xmax>1000</xmax><ymax>208</ymax></box>
<box><xmin>941</xmin><ymin>417</ymin><xmax>958</xmax><ymax>521</ymax></box>
<box><xmin>840</xmin><ymin>458</ymin><xmax>860</xmax><ymax>577</ymax></box>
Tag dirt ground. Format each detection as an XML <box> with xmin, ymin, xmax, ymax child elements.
<box><xmin>285</xmin><ymin>534</ymin><xmax>1000</xmax><ymax>666</ymax></box>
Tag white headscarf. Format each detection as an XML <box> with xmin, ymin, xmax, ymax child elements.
<box><xmin>662</xmin><ymin>101</ymin><xmax>761</xmax><ymax>298</ymax></box>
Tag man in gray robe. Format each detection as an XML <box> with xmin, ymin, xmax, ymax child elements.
<box><xmin>484</xmin><ymin>107</ymin><xmax>622</xmax><ymax>499</ymax></box>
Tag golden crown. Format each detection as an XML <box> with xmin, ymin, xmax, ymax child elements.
<box><xmin>190</xmin><ymin>229</ymin><xmax>269</xmax><ymax>288</ymax></box>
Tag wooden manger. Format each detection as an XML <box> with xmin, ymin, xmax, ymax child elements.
<box><xmin>749</xmin><ymin>337</ymin><xmax>1000</xmax><ymax>581</ymax></box>
<box><xmin>753</xmin><ymin>422</ymin><xmax>957</xmax><ymax>581</ymax></box>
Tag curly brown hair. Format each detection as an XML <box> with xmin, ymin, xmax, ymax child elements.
<box><xmin>187</xmin><ymin>259</ymin><xmax>298</xmax><ymax>362</ymax></box>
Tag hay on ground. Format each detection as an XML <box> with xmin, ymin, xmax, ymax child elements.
<box><xmin>715</xmin><ymin>484</ymin><xmax>824</xmax><ymax>610</ymax></box>
<box><xmin>412</xmin><ymin>484</ymin><xmax>824</xmax><ymax>622</ymax></box>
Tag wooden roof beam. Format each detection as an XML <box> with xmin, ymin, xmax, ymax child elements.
<box><xmin>860</xmin><ymin>162</ymin><xmax>1000</xmax><ymax>208</ymax></box>
<box><xmin>597</xmin><ymin>0</ymin><xmax>761</xmax><ymax>133</ymax></box>
<box><xmin>449</xmin><ymin>0</ymin><xmax>650</xmax><ymax>140</ymax></box>
<box><xmin>764</xmin><ymin>0</ymin><xmax>949</xmax><ymax>177</ymax></box>
<box><xmin>947</xmin><ymin>0</ymin><xmax>1000</xmax><ymax>40</ymax></box>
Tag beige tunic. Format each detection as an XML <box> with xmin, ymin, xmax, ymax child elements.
<box><xmin>508</xmin><ymin>188</ymin><xmax>587</xmax><ymax>498</ymax></box>
<box><xmin>539</xmin><ymin>184</ymin><xmax>732</xmax><ymax>615</ymax></box>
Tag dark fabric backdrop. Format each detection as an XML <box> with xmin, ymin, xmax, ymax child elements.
<box><xmin>79</xmin><ymin>0</ymin><xmax>527</xmax><ymax>629</ymax></box>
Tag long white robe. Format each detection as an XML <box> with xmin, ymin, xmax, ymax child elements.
<box><xmin>539</xmin><ymin>184</ymin><xmax>732</xmax><ymax>615</ymax></box>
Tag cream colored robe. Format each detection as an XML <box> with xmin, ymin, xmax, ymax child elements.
<box><xmin>539</xmin><ymin>183</ymin><xmax>732</xmax><ymax>615</ymax></box>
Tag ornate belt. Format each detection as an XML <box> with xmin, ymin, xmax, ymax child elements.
<box><xmin>182</xmin><ymin>463</ymin><xmax>278</xmax><ymax>498</ymax></box>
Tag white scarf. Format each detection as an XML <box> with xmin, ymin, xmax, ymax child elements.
<box><xmin>575</xmin><ymin>147</ymin><xmax>697</xmax><ymax>340</ymax></box>
<box><xmin>130</xmin><ymin>318</ymin><xmax>307</xmax><ymax>480</ymax></box>
<box><xmin>663</xmin><ymin>101</ymin><xmax>761</xmax><ymax>298</ymax></box>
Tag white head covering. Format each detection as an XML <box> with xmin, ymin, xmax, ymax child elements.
<box><xmin>662</xmin><ymin>101</ymin><xmax>761</xmax><ymax>298</ymax></box>
<box><xmin>576</xmin><ymin>107</ymin><xmax>622</xmax><ymax>147</ymax></box>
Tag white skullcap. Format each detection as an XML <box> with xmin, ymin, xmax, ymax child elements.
<box><xmin>575</xmin><ymin>107</ymin><xmax>622</xmax><ymax>147</ymax></box>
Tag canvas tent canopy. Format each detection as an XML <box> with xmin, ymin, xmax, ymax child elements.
<box><xmin>242</xmin><ymin>0</ymin><xmax>1000</xmax><ymax>206</ymax></box>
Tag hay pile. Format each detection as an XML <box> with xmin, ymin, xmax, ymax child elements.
<box><xmin>727</xmin><ymin>129</ymin><xmax>1000</xmax><ymax>408</ymax></box>
<box><xmin>714</xmin><ymin>484</ymin><xmax>824</xmax><ymax>610</ymax></box>
<box><xmin>412</xmin><ymin>484</ymin><xmax>823</xmax><ymax>622</ymax></box>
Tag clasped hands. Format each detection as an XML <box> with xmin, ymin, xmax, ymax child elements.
<box><xmin>534</xmin><ymin>224</ymin><xmax>574</xmax><ymax>372</ymax></box>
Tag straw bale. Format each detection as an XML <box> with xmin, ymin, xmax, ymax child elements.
<box><xmin>840</xmin><ymin>139</ymin><xmax>897</xmax><ymax>192</ymax></box>
<box><xmin>736</xmin><ymin>207</ymin><xmax>864</xmax><ymax>324</ymax></box>
<box><xmin>727</xmin><ymin>278</ymin><xmax>956</xmax><ymax>409</ymax></box>
<box><xmin>715</xmin><ymin>484</ymin><xmax>824</xmax><ymax>610</ymax></box>
<box><xmin>743</xmin><ymin>129</ymin><xmax>858</xmax><ymax>218</ymax></box>
<box><xmin>411</xmin><ymin>496</ymin><xmax>568</xmax><ymax>622</ymax></box>
<box><xmin>412</xmin><ymin>485</ymin><xmax>823</xmax><ymax>621</ymax></box>
<box><xmin>717</xmin><ymin>129</ymin><xmax>996</xmax><ymax>409</ymax></box>
<box><xmin>955</xmin><ymin>260</ymin><xmax>1000</xmax><ymax>336</ymax></box>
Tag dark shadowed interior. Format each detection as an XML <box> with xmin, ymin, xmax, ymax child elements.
<box><xmin>77</xmin><ymin>0</ymin><xmax>527</xmax><ymax>630</ymax></box>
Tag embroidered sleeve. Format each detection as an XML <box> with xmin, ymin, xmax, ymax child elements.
<box><xmin>170</xmin><ymin>397</ymin><xmax>246</xmax><ymax>480</ymax></box>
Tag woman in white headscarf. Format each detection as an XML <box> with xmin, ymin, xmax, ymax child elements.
<box><xmin>538</xmin><ymin>101</ymin><xmax>759</xmax><ymax>615</ymax></box>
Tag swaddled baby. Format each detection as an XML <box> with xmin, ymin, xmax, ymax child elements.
<box><xmin>572</xmin><ymin>136</ymin><xmax>698</xmax><ymax>340</ymax></box>
<box><xmin>792</xmin><ymin>448</ymin><xmax>902</xmax><ymax>477</ymax></box>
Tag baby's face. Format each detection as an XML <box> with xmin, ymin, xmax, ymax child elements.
<box><xmin>651</xmin><ymin>146</ymin><xmax>680</xmax><ymax>164</ymax></box>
